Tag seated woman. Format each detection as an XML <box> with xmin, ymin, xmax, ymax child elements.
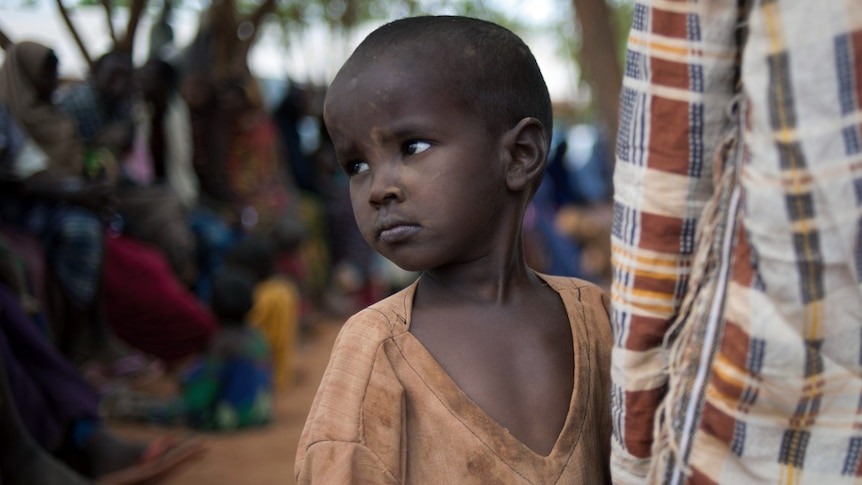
<box><xmin>0</xmin><ymin>40</ymin><xmax>116</xmax><ymax>360</ymax></box>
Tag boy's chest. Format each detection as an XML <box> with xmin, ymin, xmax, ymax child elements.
<box><xmin>409</xmin><ymin>302</ymin><xmax>574</xmax><ymax>455</ymax></box>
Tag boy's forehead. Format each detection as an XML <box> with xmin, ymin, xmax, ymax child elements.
<box><xmin>325</xmin><ymin>51</ymin><xmax>454</xmax><ymax>118</ymax></box>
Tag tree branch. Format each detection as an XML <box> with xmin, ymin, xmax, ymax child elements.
<box><xmin>100</xmin><ymin>0</ymin><xmax>117</xmax><ymax>44</ymax></box>
<box><xmin>118</xmin><ymin>0</ymin><xmax>148</xmax><ymax>52</ymax></box>
<box><xmin>55</xmin><ymin>0</ymin><xmax>93</xmax><ymax>70</ymax></box>
<box><xmin>570</xmin><ymin>0</ymin><xmax>621</xmax><ymax>145</ymax></box>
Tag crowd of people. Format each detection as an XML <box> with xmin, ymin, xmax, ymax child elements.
<box><xmin>0</xmin><ymin>10</ymin><xmax>620</xmax><ymax>480</ymax></box>
<box><xmin>0</xmin><ymin>18</ymin><xmax>397</xmax><ymax>481</ymax></box>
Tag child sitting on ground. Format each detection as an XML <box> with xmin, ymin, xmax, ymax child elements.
<box><xmin>224</xmin><ymin>233</ymin><xmax>301</xmax><ymax>389</ymax></box>
<box><xmin>182</xmin><ymin>266</ymin><xmax>274</xmax><ymax>430</ymax></box>
<box><xmin>295</xmin><ymin>16</ymin><xmax>613</xmax><ymax>484</ymax></box>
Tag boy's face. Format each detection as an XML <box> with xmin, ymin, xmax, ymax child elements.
<box><xmin>324</xmin><ymin>52</ymin><xmax>509</xmax><ymax>272</ymax></box>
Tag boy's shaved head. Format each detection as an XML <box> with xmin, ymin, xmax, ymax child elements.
<box><xmin>338</xmin><ymin>16</ymin><xmax>553</xmax><ymax>146</ymax></box>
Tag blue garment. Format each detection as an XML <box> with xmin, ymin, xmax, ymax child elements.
<box><xmin>188</xmin><ymin>206</ymin><xmax>239</xmax><ymax>302</ymax></box>
<box><xmin>0</xmin><ymin>199</ymin><xmax>104</xmax><ymax>308</ymax></box>
<box><xmin>182</xmin><ymin>325</ymin><xmax>273</xmax><ymax>431</ymax></box>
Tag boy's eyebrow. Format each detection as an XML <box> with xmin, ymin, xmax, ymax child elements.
<box><xmin>332</xmin><ymin>117</ymin><xmax>443</xmax><ymax>156</ymax></box>
<box><xmin>374</xmin><ymin>119</ymin><xmax>441</xmax><ymax>142</ymax></box>
<box><xmin>331</xmin><ymin>141</ymin><xmax>360</xmax><ymax>160</ymax></box>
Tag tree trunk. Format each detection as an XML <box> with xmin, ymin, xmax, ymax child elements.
<box><xmin>55</xmin><ymin>0</ymin><xmax>93</xmax><ymax>69</ymax></box>
<box><xmin>570</xmin><ymin>0</ymin><xmax>621</xmax><ymax>143</ymax></box>
<box><xmin>118</xmin><ymin>0</ymin><xmax>147</xmax><ymax>52</ymax></box>
<box><xmin>100</xmin><ymin>0</ymin><xmax>117</xmax><ymax>44</ymax></box>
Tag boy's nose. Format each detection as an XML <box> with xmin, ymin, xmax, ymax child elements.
<box><xmin>368</xmin><ymin>168</ymin><xmax>403</xmax><ymax>209</ymax></box>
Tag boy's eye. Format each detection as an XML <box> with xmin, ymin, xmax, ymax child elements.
<box><xmin>345</xmin><ymin>160</ymin><xmax>370</xmax><ymax>176</ymax></box>
<box><xmin>404</xmin><ymin>140</ymin><xmax>431</xmax><ymax>156</ymax></box>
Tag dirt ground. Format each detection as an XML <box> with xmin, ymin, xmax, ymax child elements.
<box><xmin>110</xmin><ymin>317</ymin><xmax>343</xmax><ymax>485</ymax></box>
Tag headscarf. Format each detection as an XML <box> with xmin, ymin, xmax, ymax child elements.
<box><xmin>0</xmin><ymin>41</ymin><xmax>84</xmax><ymax>176</ymax></box>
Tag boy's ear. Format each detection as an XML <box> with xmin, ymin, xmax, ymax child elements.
<box><xmin>502</xmin><ymin>117</ymin><xmax>549</xmax><ymax>193</ymax></box>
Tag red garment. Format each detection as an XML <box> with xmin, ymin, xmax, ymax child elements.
<box><xmin>105</xmin><ymin>234</ymin><xmax>215</xmax><ymax>363</ymax></box>
<box><xmin>224</xmin><ymin>114</ymin><xmax>292</xmax><ymax>231</ymax></box>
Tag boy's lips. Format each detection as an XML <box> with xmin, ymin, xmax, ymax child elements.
<box><xmin>376</xmin><ymin>219</ymin><xmax>420</xmax><ymax>244</ymax></box>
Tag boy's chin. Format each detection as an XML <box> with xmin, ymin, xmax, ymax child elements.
<box><xmin>389</xmin><ymin>259</ymin><xmax>424</xmax><ymax>274</ymax></box>
<box><xmin>375</xmin><ymin>245</ymin><xmax>443</xmax><ymax>274</ymax></box>
<box><xmin>382</xmin><ymin>254</ymin><xmax>427</xmax><ymax>274</ymax></box>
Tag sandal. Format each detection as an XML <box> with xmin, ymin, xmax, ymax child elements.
<box><xmin>96</xmin><ymin>436</ymin><xmax>207</xmax><ymax>485</ymax></box>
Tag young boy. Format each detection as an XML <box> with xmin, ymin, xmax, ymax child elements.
<box><xmin>296</xmin><ymin>16</ymin><xmax>612</xmax><ymax>484</ymax></box>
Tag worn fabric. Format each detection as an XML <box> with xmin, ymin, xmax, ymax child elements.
<box><xmin>0</xmin><ymin>42</ymin><xmax>84</xmax><ymax>177</ymax></box>
<box><xmin>611</xmin><ymin>1</ymin><xmax>862</xmax><ymax>483</ymax></box>
<box><xmin>248</xmin><ymin>276</ymin><xmax>300</xmax><ymax>389</ymax></box>
<box><xmin>296</xmin><ymin>274</ymin><xmax>613</xmax><ymax>484</ymax></box>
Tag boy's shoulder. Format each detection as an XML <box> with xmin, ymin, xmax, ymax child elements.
<box><xmin>337</xmin><ymin>279</ymin><xmax>418</xmax><ymax>343</ymax></box>
<box><xmin>539</xmin><ymin>273</ymin><xmax>606</xmax><ymax>292</ymax></box>
<box><xmin>317</xmin><ymin>278</ymin><xmax>419</xmax><ymax>394</ymax></box>
<box><xmin>538</xmin><ymin>273</ymin><xmax>609</xmax><ymax>309</ymax></box>
<box><xmin>296</xmin><ymin>282</ymin><xmax>417</xmax><ymax>470</ymax></box>
<box><xmin>538</xmin><ymin>274</ymin><xmax>611</xmax><ymax>348</ymax></box>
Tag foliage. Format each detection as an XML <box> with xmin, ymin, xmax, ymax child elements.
<box><xmin>8</xmin><ymin>0</ymin><xmax>629</xmax><ymax>67</ymax></box>
<box><xmin>269</xmin><ymin>0</ymin><xmax>530</xmax><ymax>43</ymax></box>
<box><xmin>5</xmin><ymin>0</ymin><xmax>632</xmax><ymax>119</ymax></box>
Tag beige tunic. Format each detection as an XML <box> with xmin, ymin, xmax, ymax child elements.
<box><xmin>296</xmin><ymin>273</ymin><xmax>613</xmax><ymax>484</ymax></box>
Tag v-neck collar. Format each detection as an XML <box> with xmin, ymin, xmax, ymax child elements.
<box><xmin>388</xmin><ymin>273</ymin><xmax>592</xmax><ymax>482</ymax></box>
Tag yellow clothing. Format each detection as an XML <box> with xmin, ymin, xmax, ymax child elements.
<box><xmin>296</xmin><ymin>273</ymin><xmax>612</xmax><ymax>484</ymax></box>
<box><xmin>248</xmin><ymin>276</ymin><xmax>300</xmax><ymax>389</ymax></box>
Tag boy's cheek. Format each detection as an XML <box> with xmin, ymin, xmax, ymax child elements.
<box><xmin>351</xmin><ymin>209</ymin><xmax>376</xmax><ymax>241</ymax></box>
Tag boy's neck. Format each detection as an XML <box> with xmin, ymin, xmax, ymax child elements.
<box><xmin>417</xmin><ymin>256</ymin><xmax>541</xmax><ymax>307</ymax></box>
